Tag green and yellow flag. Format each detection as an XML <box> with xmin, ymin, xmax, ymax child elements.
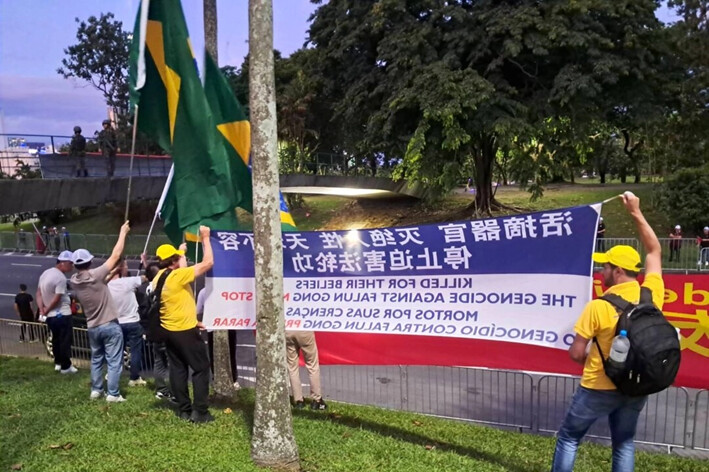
<box><xmin>203</xmin><ymin>52</ymin><xmax>297</xmax><ymax>230</ymax></box>
<box><xmin>128</xmin><ymin>0</ymin><xmax>238</xmax><ymax>244</ymax></box>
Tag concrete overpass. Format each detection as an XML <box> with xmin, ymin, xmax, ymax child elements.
<box><xmin>0</xmin><ymin>174</ymin><xmax>428</xmax><ymax>215</ymax></box>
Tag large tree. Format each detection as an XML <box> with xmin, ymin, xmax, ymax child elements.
<box><xmin>308</xmin><ymin>0</ymin><xmax>670</xmax><ymax>214</ymax></box>
<box><xmin>249</xmin><ymin>0</ymin><xmax>300</xmax><ymax>469</ymax></box>
<box><xmin>58</xmin><ymin>13</ymin><xmax>130</xmax><ymax>121</ymax></box>
<box><xmin>203</xmin><ymin>0</ymin><xmax>240</xmax><ymax>400</ymax></box>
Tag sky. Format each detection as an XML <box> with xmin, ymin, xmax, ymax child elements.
<box><xmin>0</xmin><ymin>0</ymin><xmax>317</xmax><ymax>138</ymax></box>
<box><xmin>0</xmin><ymin>1</ymin><xmax>679</xmax><ymax>139</ymax></box>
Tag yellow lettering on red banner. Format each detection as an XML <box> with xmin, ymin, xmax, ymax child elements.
<box><xmin>666</xmin><ymin>309</ymin><xmax>709</xmax><ymax>358</ymax></box>
<box><xmin>684</xmin><ymin>282</ymin><xmax>709</xmax><ymax>306</ymax></box>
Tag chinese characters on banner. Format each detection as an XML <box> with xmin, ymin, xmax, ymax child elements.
<box><xmin>204</xmin><ymin>204</ymin><xmax>601</xmax><ymax>351</ymax></box>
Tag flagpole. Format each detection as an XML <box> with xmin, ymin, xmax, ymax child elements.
<box><xmin>142</xmin><ymin>164</ymin><xmax>174</xmax><ymax>255</ymax></box>
<box><xmin>124</xmin><ymin>105</ymin><xmax>140</xmax><ymax>222</ymax></box>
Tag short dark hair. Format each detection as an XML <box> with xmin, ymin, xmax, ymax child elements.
<box><xmin>74</xmin><ymin>261</ymin><xmax>92</xmax><ymax>271</ymax></box>
<box><xmin>609</xmin><ymin>263</ymin><xmax>639</xmax><ymax>279</ymax></box>
<box><xmin>145</xmin><ymin>263</ymin><xmax>160</xmax><ymax>282</ymax></box>
<box><xmin>19</xmin><ymin>284</ymin><xmax>27</xmax><ymax>291</ymax></box>
<box><xmin>158</xmin><ymin>254</ymin><xmax>180</xmax><ymax>269</ymax></box>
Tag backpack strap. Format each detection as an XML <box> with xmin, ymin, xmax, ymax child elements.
<box><xmin>639</xmin><ymin>286</ymin><xmax>653</xmax><ymax>305</ymax></box>
<box><xmin>593</xmin><ymin>294</ymin><xmax>635</xmax><ymax>363</ymax></box>
<box><xmin>153</xmin><ymin>269</ymin><xmax>172</xmax><ymax>306</ymax></box>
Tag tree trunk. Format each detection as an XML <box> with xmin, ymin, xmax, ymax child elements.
<box><xmin>470</xmin><ymin>133</ymin><xmax>497</xmax><ymax>215</ymax></box>
<box><xmin>204</xmin><ymin>0</ymin><xmax>218</xmax><ymax>61</ymax></box>
<box><xmin>203</xmin><ymin>0</ymin><xmax>236</xmax><ymax>399</ymax></box>
<box><xmin>249</xmin><ymin>0</ymin><xmax>300</xmax><ymax>469</ymax></box>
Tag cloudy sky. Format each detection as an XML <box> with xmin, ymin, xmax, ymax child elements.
<box><xmin>0</xmin><ymin>1</ymin><xmax>678</xmax><ymax>140</ymax></box>
<box><xmin>0</xmin><ymin>0</ymin><xmax>316</xmax><ymax>138</ymax></box>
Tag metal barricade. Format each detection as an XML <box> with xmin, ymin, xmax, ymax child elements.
<box><xmin>659</xmin><ymin>238</ymin><xmax>709</xmax><ymax>271</ymax></box>
<box><xmin>537</xmin><ymin>375</ymin><xmax>689</xmax><ymax>449</ymax></box>
<box><xmin>0</xmin><ymin>319</ymin><xmax>49</xmax><ymax>359</ymax></box>
<box><xmin>693</xmin><ymin>390</ymin><xmax>709</xmax><ymax>450</ymax></box>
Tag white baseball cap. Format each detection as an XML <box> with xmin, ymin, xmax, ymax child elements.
<box><xmin>705</xmin><ymin>226</ymin><xmax>709</xmax><ymax>232</ymax></box>
<box><xmin>675</xmin><ymin>225</ymin><xmax>681</xmax><ymax>230</ymax></box>
<box><xmin>57</xmin><ymin>250</ymin><xmax>74</xmax><ymax>262</ymax></box>
<box><xmin>72</xmin><ymin>248</ymin><xmax>94</xmax><ymax>265</ymax></box>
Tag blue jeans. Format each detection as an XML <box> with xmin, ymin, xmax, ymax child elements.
<box><xmin>551</xmin><ymin>386</ymin><xmax>647</xmax><ymax>472</ymax></box>
<box><xmin>88</xmin><ymin>321</ymin><xmax>124</xmax><ymax>396</ymax></box>
<box><xmin>120</xmin><ymin>322</ymin><xmax>144</xmax><ymax>380</ymax></box>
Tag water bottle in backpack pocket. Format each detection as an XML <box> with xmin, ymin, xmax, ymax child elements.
<box><xmin>593</xmin><ymin>287</ymin><xmax>681</xmax><ymax>397</ymax></box>
<box><xmin>608</xmin><ymin>330</ymin><xmax>630</xmax><ymax>366</ymax></box>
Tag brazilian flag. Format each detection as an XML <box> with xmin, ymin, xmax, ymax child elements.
<box><xmin>128</xmin><ymin>0</ymin><xmax>238</xmax><ymax>244</ymax></box>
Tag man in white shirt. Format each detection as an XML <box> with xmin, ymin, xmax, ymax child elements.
<box><xmin>108</xmin><ymin>257</ymin><xmax>148</xmax><ymax>386</ymax></box>
<box><xmin>36</xmin><ymin>250</ymin><xmax>76</xmax><ymax>374</ymax></box>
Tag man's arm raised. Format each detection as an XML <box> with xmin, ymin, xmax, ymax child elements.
<box><xmin>622</xmin><ymin>192</ymin><xmax>661</xmax><ymax>275</ymax></box>
<box><xmin>105</xmin><ymin>221</ymin><xmax>131</xmax><ymax>271</ymax></box>
<box><xmin>193</xmin><ymin>226</ymin><xmax>213</xmax><ymax>277</ymax></box>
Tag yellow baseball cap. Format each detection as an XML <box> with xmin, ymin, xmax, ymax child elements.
<box><xmin>156</xmin><ymin>244</ymin><xmax>184</xmax><ymax>260</ymax></box>
<box><xmin>592</xmin><ymin>245</ymin><xmax>642</xmax><ymax>272</ymax></box>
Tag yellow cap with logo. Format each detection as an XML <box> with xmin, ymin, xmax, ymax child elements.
<box><xmin>592</xmin><ymin>245</ymin><xmax>642</xmax><ymax>272</ymax></box>
<box><xmin>156</xmin><ymin>244</ymin><xmax>185</xmax><ymax>260</ymax></box>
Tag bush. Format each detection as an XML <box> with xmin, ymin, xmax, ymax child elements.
<box><xmin>658</xmin><ymin>164</ymin><xmax>709</xmax><ymax>234</ymax></box>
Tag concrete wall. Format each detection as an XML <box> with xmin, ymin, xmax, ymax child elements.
<box><xmin>0</xmin><ymin>174</ymin><xmax>427</xmax><ymax>215</ymax></box>
<box><xmin>0</xmin><ymin>177</ymin><xmax>167</xmax><ymax>214</ymax></box>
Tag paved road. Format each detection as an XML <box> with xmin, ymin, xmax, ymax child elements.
<box><xmin>0</xmin><ymin>252</ymin><xmax>705</xmax><ymax>457</ymax></box>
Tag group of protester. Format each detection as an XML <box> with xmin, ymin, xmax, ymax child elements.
<box><xmin>23</xmin><ymin>222</ymin><xmax>326</xmax><ymax>423</ymax></box>
<box><xmin>11</xmin><ymin>191</ymin><xmax>677</xmax><ymax>470</ymax></box>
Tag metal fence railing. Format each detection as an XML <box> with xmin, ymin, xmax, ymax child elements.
<box><xmin>1</xmin><ymin>232</ymin><xmax>172</xmax><ymax>257</ymax></box>
<box><xmin>0</xmin><ymin>318</ymin><xmax>706</xmax><ymax>452</ymax></box>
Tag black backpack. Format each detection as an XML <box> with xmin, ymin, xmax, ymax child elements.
<box><xmin>146</xmin><ymin>269</ymin><xmax>172</xmax><ymax>343</ymax></box>
<box><xmin>593</xmin><ymin>287</ymin><xmax>681</xmax><ymax>396</ymax></box>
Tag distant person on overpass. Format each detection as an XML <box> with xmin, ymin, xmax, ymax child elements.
<box><xmin>98</xmin><ymin>119</ymin><xmax>117</xmax><ymax>177</ymax></box>
<box><xmin>70</xmin><ymin>126</ymin><xmax>87</xmax><ymax>177</ymax></box>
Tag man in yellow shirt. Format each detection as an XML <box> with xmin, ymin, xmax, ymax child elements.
<box><xmin>154</xmin><ymin>226</ymin><xmax>214</xmax><ymax>423</ymax></box>
<box><xmin>551</xmin><ymin>193</ymin><xmax>663</xmax><ymax>472</ymax></box>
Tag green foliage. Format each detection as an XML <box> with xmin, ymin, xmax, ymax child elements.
<box><xmin>658</xmin><ymin>164</ymin><xmax>709</xmax><ymax>233</ymax></box>
<box><xmin>13</xmin><ymin>159</ymin><xmax>42</xmax><ymax>179</ymax></box>
<box><xmin>307</xmin><ymin>0</ymin><xmax>674</xmax><ymax>212</ymax></box>
<box><xmin>57</xmin><ymin>13</ymin><xmax>130</xmax><ymax>118</ymax></box>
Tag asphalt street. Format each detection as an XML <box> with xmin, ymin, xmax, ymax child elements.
<box><xmin>0</xmin><ymin>252</ymin><xmax>704</xmax><ymax>455</ymax></box>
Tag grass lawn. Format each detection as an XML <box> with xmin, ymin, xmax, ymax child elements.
<box><xmin>1</xmin><ymin>357</ymin><xmax>706</xmax><ymax>472</ymax></box>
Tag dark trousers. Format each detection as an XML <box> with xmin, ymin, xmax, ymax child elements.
<box><xmin>166</xmin><ymin>328</ymin><xmax>210</xmax><ymax>415</ymax></box>
<box><xmin>152</xmin><ymin>341</ymin><xmax>170</xmax><ymax>395</ymax></box>
<box><xmin>19</xmin><ymin>311</ymin><xmax>36</xmax><ymax>341</ymax></box>
<box><xmin>46</xmin><ymin>315</ymin><xmax>73</xmax><ymax>369</ymax></box>
<box><xmin>207</xmin><ymin>330</ymin><xmax>238</xmax><ymax>382</ymax></box>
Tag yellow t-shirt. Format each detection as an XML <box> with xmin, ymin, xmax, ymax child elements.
<box><xmin>575</xmin><ymin>273</ymin><xmax>665</xmax><ymax>390</ymax></box>
<box><xmin>154</xmin><ymin>267</ymin><xmax>197</xmax><ymax>332</ymax></box>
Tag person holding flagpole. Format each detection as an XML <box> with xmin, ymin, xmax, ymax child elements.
<box><xmin>154</xmin><ymin>226</ymin><xmax>215</xmax><ymax>423</ymax></box>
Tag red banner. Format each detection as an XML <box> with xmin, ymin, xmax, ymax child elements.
<box><xmin>316</xmin><ymin>273</ymin><xmax>709</xmax><ymax>389</ymax></box>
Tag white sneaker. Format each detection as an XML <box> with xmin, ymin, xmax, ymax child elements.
<box><xmin>106</xmin><ymin>395</ymin><xmax>126</xmax><ymax>403</ymax></box>
<box><xmin>128</xmin><ymin>377</ymin><xmax>147</xmax><ymax>387</ymax></box>
<box><xmin>60</xmin><ymin>366</ymin><xmax>78</xmax><ymax>374</ymax></box>
<box><xmin>233</xmin><ymin>381</ymin><xmax>241</xmax><ymax>390</ymax></box>
<box><xmin>90</xmin><ymin>390</ymin><xmax>103</xmax><ymax>400</ymax></box>
<box><xmin>55</xmin><ymin>364</ymin><xmax>61</xmax><ymax>372</ymax></box>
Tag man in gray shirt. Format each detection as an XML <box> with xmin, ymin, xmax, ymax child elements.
<box><xmin>36</xmin><ymin>250</ymin><xmax>76</xmax><ymax>373</ymax></box>
<box><xmin>70</xmin><ymin>221</ymin><xmax>130</xmax><ymax>402</ymax></box>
